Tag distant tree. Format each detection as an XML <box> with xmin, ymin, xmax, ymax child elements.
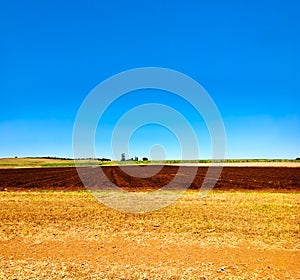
<box><xmin>100</xmin><ymin>158</ymin><xmax>111</xmax><ymax>162</ymax></box>
<box><xmin>142</xmin><ymin>157</ymin><xmax>148</xmax><ymax>161</ymax></box>
<box><xmin>296</xmin><ymin>157</ymin><xmax>300</xmax><ymax>161</ymax></box>
<box><xmin>134</xmin><ymin>156</ymin><xmax>138</xmax><ymax>161</ymax></box>
<box><xmin>121</xmin><ymin>153</ymin><xmax>126</xmax><ymax>161</ymax></box>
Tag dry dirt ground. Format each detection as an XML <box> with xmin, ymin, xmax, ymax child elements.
<box><xmin>0</xmin><ymin>166</ymin><xmax>299</xmax><ymax>279</ymax></box>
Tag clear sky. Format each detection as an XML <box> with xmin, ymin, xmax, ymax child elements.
<box><xmin>1</xmin><ymin>0</ymin><xmax>299</xmax><ymax>160</ymax></box>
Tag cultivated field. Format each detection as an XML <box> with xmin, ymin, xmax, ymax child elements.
<box><xmin>1</xmin><ymin>166</ymin><xmax>300</xmax><ymax>192</ymax></box>
<box><xmin>0</xmin><ymin>165</ymin><xmax>299</xmax><ymax>279</ymax></box>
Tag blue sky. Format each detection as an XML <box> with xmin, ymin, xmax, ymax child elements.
<box><xmin>1</xmin><ymin>0</ymin><xmax>299</xmax><ymax>159</ymax></box>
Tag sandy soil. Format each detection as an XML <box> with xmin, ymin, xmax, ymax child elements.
<box><xmin>1</xmin><ymin>236</ymin><xmax>299</xmax><ymax>279</ymax></box>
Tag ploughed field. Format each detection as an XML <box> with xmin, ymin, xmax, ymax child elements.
<box><xmin>0</xmin><ymin>166</ymin><xmax>300</xmax><ymax>192</ymax></box>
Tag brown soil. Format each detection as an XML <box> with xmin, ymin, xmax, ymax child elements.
<box><xmin>0</xmin><ymin>166</ymin><xmax>299</xmax><ymax>192</ymax></box>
